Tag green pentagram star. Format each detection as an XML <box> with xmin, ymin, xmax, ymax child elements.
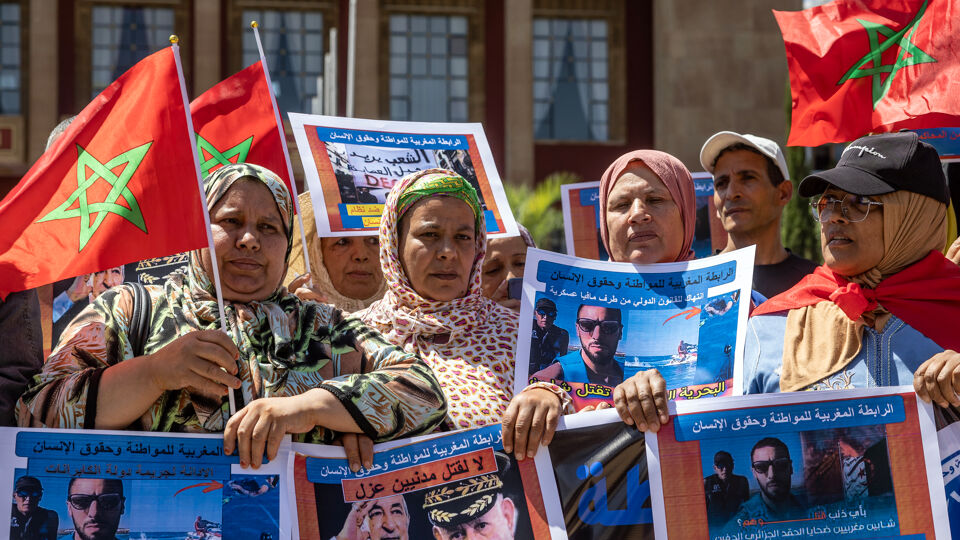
<box><xmin>837</xmin><ymin>0</ymin><xmax>936</xmax><ymax>109</ymax></box>
<box><xmin>197</xmin><ymin>133</ymin><xmax>254</xmax><ymax>177</ymax></box>
<box><xmin>38</xmin><ymin>142</ymin><xmax>151</xmax><ymax>252</ymax></box>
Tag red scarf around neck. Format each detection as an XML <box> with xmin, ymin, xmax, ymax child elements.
<box><xmin>753</xmin><ymin>250</ymin><xmax>960</xmax><ymax>351</ymax></box>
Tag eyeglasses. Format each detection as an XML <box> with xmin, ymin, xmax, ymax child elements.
<box><xmin>751</xmin><ymin>458</ymin><xmax>792</xmax><ymax>475</ymax></box>
<box><xmin>67</xmin><ymin>493</ymin><xmax>123</xmax><ymax>511</ymax></box>
<box><xmin>15</xmin><ymin>490</ymin><xmax>41</xmax><ymax>498</ymax></box>
<box><xmin>536</xmin><ymin>307</ymin><xmax>557</xmax><ymax>318</ymax></box>
<box><xmin>809</xmin><ymin>193</ymin><xmax>884</xmax><ymax>223</ymax></box>
<box><xmin>576</xmin><ymin>318</ymin><xmax>622</xmax><ymax>335</ymax></box>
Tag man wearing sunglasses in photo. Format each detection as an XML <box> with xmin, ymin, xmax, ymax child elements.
<box><xmin>528</xmin><ymin>298</ymin><xmax>569</xmax><ymax>375</ymax></box>
<box><xmin>65</xmin><ymin>479</ymin><xmax>125</xmax><ymax>540</ymax></box>
<box><xmin>731</xmin><ymin>437</ymin><xmax>804</xmax><ymax>525</ymax></box>
<box><xmin>10</xmin><ymin>476</ymin><xmax>58</xmax><ymax>540</ymax></box>
<box><xmin>532</xmin><ymin>305</ymin><xmax>623</xmax><ymax>387</ymax></box>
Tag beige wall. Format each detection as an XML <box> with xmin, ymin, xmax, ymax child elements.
<box><xmin>653</xmin><ymin>0</ymin><xmax>802</xmax><ymax>172</ymax></box>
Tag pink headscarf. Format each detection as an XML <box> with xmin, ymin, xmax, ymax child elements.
<box><xmin>598</xmin><ymin>150</ymin><xmax>697</xmax><ymax>262</ymax></box>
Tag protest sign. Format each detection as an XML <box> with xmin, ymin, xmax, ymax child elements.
<box><xmin>2</xmin><ymin>427</ymin><xmax>290</xmax><ymax>540</ymax></box>
<box><xmin>517</xmin><ymin>247</ymin><xmax>754</xmax><ymax>410</ymax></box>
<box><xmin>288</xmin><ymin>114</ymin><xmax>517</xmax><ymax>237</ymax></box>
<box><xmin>914</xmin><ymin>128</ymin><xmax>960</xmax><ymax>163</ymax></box>
<box><xmin>937</xmin><ymin>406</ymin><xmax>960</xmax><ymax>539</ymax></box>
<box><xmin>648</xmin><ymin>387</ymin><xmax>950</xmax><ymax>539</ymax></box>
<box><xmin>533</xmin><ymin>408</ymin><xmax>654</xmax><ymax>540</ymax></box>
<box><xmin>560</xmin><ymin>174</ymin><xmax>725</xmax><ymax>260</ymax></box>
<box><xmin>288</xmin><ymin>424</ymin><xmax>551</xmax><ymax>540</ymax></box>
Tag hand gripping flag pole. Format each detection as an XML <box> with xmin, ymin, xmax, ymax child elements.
<box><xmin>170</xmin><ymin>35</ymin><xmax>237</xmax><ymax>417</ymax></box>
<box><xmin>250</xmin><ymin>21</ymin><xmax>313</xmax><ymax>282</ymax></box>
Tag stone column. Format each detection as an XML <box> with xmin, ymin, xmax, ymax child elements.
<box><xmin>193</xmin><ymin>0</ymin><xmax>222</xmax><ymax>96</ymax></box>
<box><xmin>27</xmin><ymin>0</ymin><xmax>58</xmax><ymax>160</ymax></box>
<box><xmin>352</xmin><ymin>0</ymin><xmax>380</xmax><ymax>118</ymax></box>
<box><xmin>504</xmin><ymin>0</ymin><xmax>534</xmax><ymax>185</ymax></box>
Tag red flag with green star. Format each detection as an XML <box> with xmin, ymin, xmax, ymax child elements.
<box><xmin>190</xmin><ymin>60</ymin><xmax>294</xmax><ymax>194</ymax></box>
<box><xmin>774</xmin><ymin>0</ymin><xmax>960</xmax><ymax>146</ymax></box>
<box><xmin>0</xmin><ymin>46</ymin><xmax>208</xmax><ymax>298</ymax></box>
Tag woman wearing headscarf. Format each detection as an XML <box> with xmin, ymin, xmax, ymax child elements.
<box><xmin>744</xmin><ymin>132</ymin><xmax>960</xmax><ymax>407</ymax></box>
<box><xmin>341</xmin><ymin>170</ymin><xmax>568</xmax><ymax>466</ymax></box>
<box><xmin>481</xmin><ymin>223</ymin><xmax>536</xmax><ymax>311</ymax></box>
<box><xmin>504</xmin><ymin>150</ymin><xmax>698</xmax><ymax>458</ymax></box>
<box><xmin>285</xmin><ymin>191</ymin><xmax>387</xmax><ymax>312</ymax></box>
<box><xmin>17</xmin><ymin>164</ymin><xmax>446</xmax><ymax>468</ymax></box>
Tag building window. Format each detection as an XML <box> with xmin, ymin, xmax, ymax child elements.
<box><xmin>0</xmin><ymin>2</ymin><xmax>21</xmax><ymax>114</ymax></box>
<box><xmin>90</xmin><ymin>6</ymin><xmax>175</xmax><ymax>98</ymax></box>
<box><xmin>242</xmin><ymin>9</ymin><xmax>324</xmax><ymax>115</ymax></box>
<box><xmin>388</xmin><ymin>14</ymin><xmax>468</xmax><ymax>123</ymax></box>
<box><xmin>533</xmin><ymin>18</ymin><xmax>609</xmax><ymax>141</ymax></box>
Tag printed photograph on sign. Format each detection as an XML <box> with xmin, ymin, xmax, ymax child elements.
<box><xmin>560</xmin><ymin>174</ymin><xmax>725</xmax><ymax>260</ymax></box>
<box><xmin>289</xmin><ymin>424</ymin><xmax>552</xmax><ymax>540</ymax></box>
<box><xmin>533</xmin><ymin>409</ymin><xmax>653</xmax><ymax>540</ymax></box>
<box><xmin>517</xmin><ymin>247</ymin><xmax>754</xmax><ymax>411</ymax></box>
<box><xmin>0</xmin><ymin>427</ymin><xmax>290</xmax><ymax>540</ymax></box>
<box><xmin>936</xmin><ymin>406</ymin><xmax>960</xmax><ymax>539</ymax></box>
<box><xmin>289</xmin><ymin>114</ymin><xmax>518</xmax><ymax>237</ymax></box>
<box><xmin>648</xmin><ymin>388</ymin><xmax>950</xmax><ymax>539</ymax></box>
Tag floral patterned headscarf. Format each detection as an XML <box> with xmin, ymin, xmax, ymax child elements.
<box><xmin>358</xmin><ymin>168</ymin><xmax>520</xmax><ymax>430</ymax></box>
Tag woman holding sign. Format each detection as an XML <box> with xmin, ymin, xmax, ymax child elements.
<box><xmin>504</xmin><ymin>149</ymin><xmax>697</xmax><ymax>459</ymax></box>
<box><xmin>331</xmin><ymin>169</ymin><xmax>572</xmax><ymax>468</ymax></box>
<box><xmin>744</xmin><ymin>132</ymin><xmax>960</xmax><ymax>403</ymax></box>
<box><xmin>17</xmin><ymin>163</ymin><xmax>447</xmax><ymax>469</ymax></box>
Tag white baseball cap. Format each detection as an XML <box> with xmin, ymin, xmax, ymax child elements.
<box><xmin>699</xmin><ymin>131</ymin><xmax>790</xmax><ymax>181</ymax></box>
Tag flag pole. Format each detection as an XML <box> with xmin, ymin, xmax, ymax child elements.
<box><xmin>250</xmin><ymin>21</ymin><xmax>313</xmax><ymax>282</ymax></box>
<box><xmin>170</xmin><ymin>36</ymin><xmax>238</xmax><ymax>417</ymax></box>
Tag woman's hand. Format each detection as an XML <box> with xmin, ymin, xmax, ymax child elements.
<box><xmin>338</xmin><ymin>433</ymin><xmax>376</xmax><ymax>473</ymax></box>
<box><xmin>502</xmin><ymin>388</ymin><xmax>561</xmax><ymax>461</ymax></box>
<box><xmin>947</xmin><ymin>237</ymin><xmax>960</xmax><ymax>266</ymax></box>
<box><xmin>224</xmin><ymin>389</ymin><xmax>326</xmax><ymax>468</ymax></box>
<box><xmin>146</xmin><ymin>330</ymin><xmax>241</xmax><ymax>399</ymax></box>
<box><xmin>612</xmin><ymin>369</ymin><xmax>670</xmax><ymax>432</ymax></box>
<box><xmin>288</xmin><ymin>273</ymin><xmax>328</xmax><ymax>303</ymax></box>
<box><xmin>914</xmin><ymin>350</ymin><xmax>960</xmax><ymax>408</ymax></box>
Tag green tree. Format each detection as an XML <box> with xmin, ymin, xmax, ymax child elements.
<box><xmin>781</xmin><ymin>79</ymin><xmax>822</xmax><ymax>262</ymax></box>
<box><xmin>504</xmin><ymin>171</ymin><xmax>580</xmax><ymax>253</ymax></box>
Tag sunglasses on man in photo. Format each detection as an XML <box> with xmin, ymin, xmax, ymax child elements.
<box><xmin>576</xmin><ymin>318</ymin><xmax>622</xmax><ymax>335</ymax></box>
<box><xmin>67</xmin><ymin>493</ymin><xmax>123</xmax><ymax>511</ymax></box>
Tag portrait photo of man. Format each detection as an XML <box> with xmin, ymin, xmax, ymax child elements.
<box><xmin>732</xmin><ymin>438</ymin><xmax>805</xmax><ymax>524</ymax></box>
<box><xmin>423</xmin><ymin>462</ymin><xmax>518</xmax><ymax>540</ymax></box>
<box><xmin>533</xmin><ymin>305</ymin><xmax>623</xmax><ymax>386</ymax></box>
<box><xmin>335</xmin><ymin>494</ymin><xmax>410</xmax><ymax>540</ymax></box>
<box><xmin>703</xmin><ymin>451</ymin><xmax>749</xmax><ymax>526</ymax></box>
<box><xmin>65</xmin><ymin>478</ymin><xmax>126</xmax><ymax>540</ymax></box>
<box><xmin>529</xmin><ymin>298</ymin><xmax>569</xmax><ymax>374</ymax></box>
<box><xmin>9</xmin><ymin>476</ymin><xmax>58</xmax><ymax>540</ymax></box>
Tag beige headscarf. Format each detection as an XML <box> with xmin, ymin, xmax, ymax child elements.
<box><xmin>780</xmin><ymin>190</ymin><xmax>947</xmax><ymax>391</ymax></box>
<box><xmin>284</xmin><ymin>191</ymin><xmax>387</xmax><ymax>313</ymax></box>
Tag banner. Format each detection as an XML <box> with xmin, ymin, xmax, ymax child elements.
<box><xmin>517</xmin><ymin>247</ymin><xmax>754</xmax><ymax>410</ymax></box>
<box><xmin>288</xmin><ymin>114</ymin><xmax>517</xmax><ymax>237</ymax></box>
<box><xmin>914</xmin><ymin>128</ymin><xmax>960</xmax><ymax>162</ymax></box>
<box><xmin>533</xmin><ymin>408</ymin><xmax>654</xmax><ymax>540</ymax></box>
<box><xmin>937</xmin><ymin>406</ymin><xmax>960</xmax><ymax>539</ymax></box>
<box><xmin>2</xmin><ymin>427</ymin><xmax>290</xmax><ymax>540</ymax></box>
<box><xmin>560</xmin><ymin>174</ymin><xmax>725</xmax><ymax>260</ymax></box>
<box><xmin>289</xmin><ymin>424</ymin><xmax>551</xmax><ymax>540</ymax></box>
<box><xmin>648</xmin><ymin>387</ymin><xmax>950</xmax><ymax>539</ymax></box>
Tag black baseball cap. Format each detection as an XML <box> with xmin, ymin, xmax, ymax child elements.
<box><xmin>536</xmin><ymin>298</ymin><xmax>557</xmax><ymax>311</ymax></box>
<box><xmin>799</xmin><ymin>132</ymin><xmax>948</xmax><ymax>204</ymax></box>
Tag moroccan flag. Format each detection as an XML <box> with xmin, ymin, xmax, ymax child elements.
<box><xmin>775</xmin><ymin>0</ymin><xmax>960</xmax><ymax>146</ymax></box>
<box><xmin>191</xmin><ymin>60</ymin><xmax>294</xmax><ymax>194</ymax></box>
<box><xmin>0</xmin><ymin>47</ymin><xmax>208</xmax><ymax>298</ymax></box>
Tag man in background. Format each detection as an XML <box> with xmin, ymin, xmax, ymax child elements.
<box><xmin>700</xmin><ymin>132</ymin><xmax>817</xmax><ymax>299</ymax></box>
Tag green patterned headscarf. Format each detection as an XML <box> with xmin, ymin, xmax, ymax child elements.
<box><xmin>396</xmin><ymin>169</ymin><xmax>482</xmax><ymax>231</ymax></box>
